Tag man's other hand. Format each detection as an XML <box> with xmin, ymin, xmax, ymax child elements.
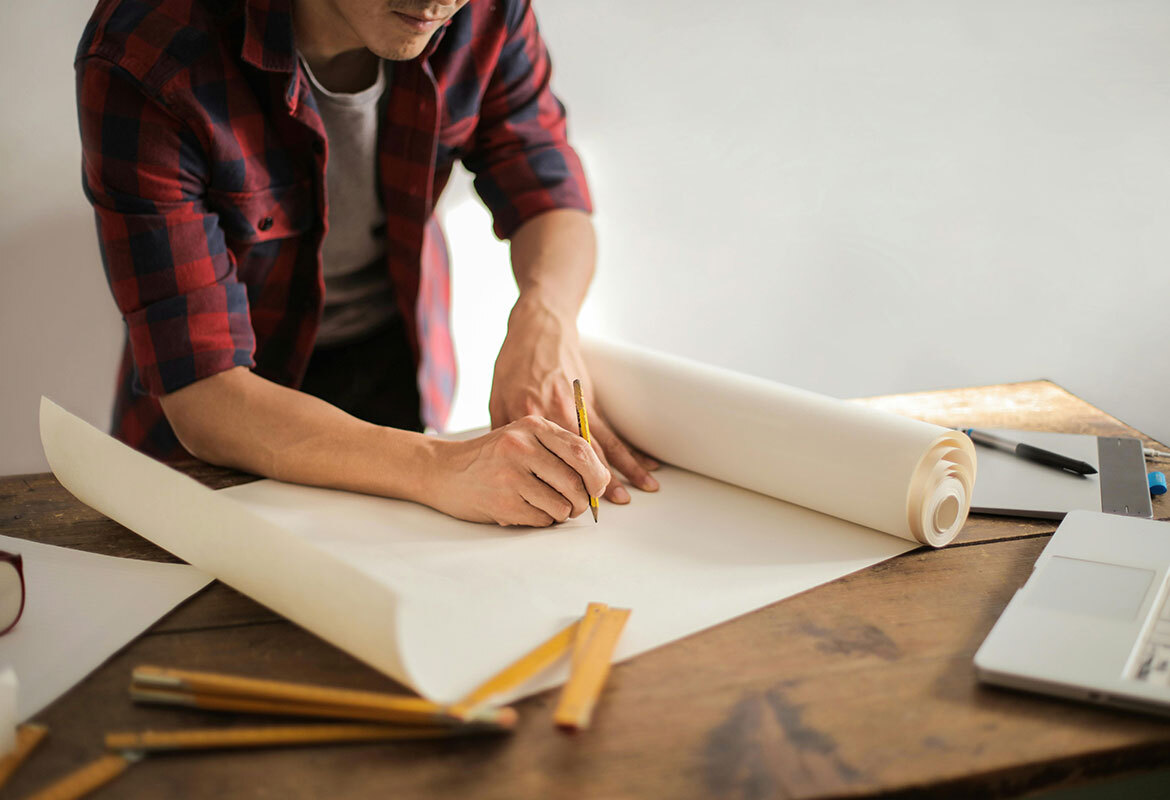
<box><xmin>488</xmin><ymin>299</ymin><xmax>659</xmax><ymax>505</ymax></box>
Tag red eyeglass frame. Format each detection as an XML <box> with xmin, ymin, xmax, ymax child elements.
<box><xmin>0</xmin><ymin>551</ymin><xmax>25</xmax><ymax>636</ymax></box>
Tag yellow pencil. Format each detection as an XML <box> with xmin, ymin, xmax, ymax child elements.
<box><xmin>0</xmin><ymin>724</ymin><xmax>49</xmax><ymax>790</ymax></box>
<box><xmin>22</xmin><ymin>752</ymin><xmax>135</xmax><ymax>800</ymax></box>
<box><xmin>105</xmin><ymin>723</ymin><xmax>500</xmax><ymax>753</ymax></box>
<box><xmin>128</xmin><ymin>687</ymin><xmax>514</xmax><ymax>730</ymax></box>
<box><xmin>572</xmin><ymin>379</ymin><xmax>599</xmax><ymax>523</ymax></box>
<box><xmin>130</xmin><ymin>665</ymin><xmax>515</xmax><ymax>728</ymax></box>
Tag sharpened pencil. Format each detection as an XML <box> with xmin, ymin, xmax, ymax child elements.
<box><xmin>573</xmin><ymin>379</ymin><xmax>599</xmax><ymax>522</ymax></box>
<box><xmin>105</xmin><ymin>723</ymin><xmax>504</xmax><ymax>753</ymax></box>
<box><xmin>129</xmin><ymin>687</ymin><xmax>515</xmax><ymax>730</ymax></box>
<box><xmin>22</xmin><ymin>753</ymin><xmax>134</xmax><ymax>800</ymax></box>
<box><xmin>0</xmin><ymin>724</ymin><xmax>48</xmax><ymax>790</ymax></box>
<box><xmin>130</xmin><ymin>666</ymin><xmax>515</xmax><ymax>728</ymax></box>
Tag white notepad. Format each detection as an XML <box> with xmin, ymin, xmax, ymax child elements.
<box><xmin>970</xmin><ymin>429</ymin><xmax>1152</xmax><ymax>520</ymax></box>
<box><xmin>0</xmin><ymin>535</ymin><xmax>210</xmax><ymax>720</ymax></box>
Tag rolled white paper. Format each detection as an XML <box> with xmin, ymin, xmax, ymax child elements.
<box><xmin>584</xmin><ymin>338</ymin><xmax>976</xmax><ymax>547</ymax></box>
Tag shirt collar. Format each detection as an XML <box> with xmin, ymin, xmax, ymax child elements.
<box><xmin>241</xmin><ymin>0</ymin><xmax>297</xmax><ymax>74</ymax></box>
<box><xmin>419</xmin><ymin>18</ymin><xmax>453</xmax><ymax>60</ymax></box>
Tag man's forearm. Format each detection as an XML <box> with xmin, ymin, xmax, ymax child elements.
<box><xmin>159</xmin><ymin>366</ymin><xmax>436</xmax><ymax>501</ymax></box>
<box><xmin>508</xmin><ymin>209</ymin><xmax>596</xmax><ymax>324</ymax></box>
<box><xmin>491</xmin><ymin>207</ymin><xmax>658</xmax><ymax>501</ymax></box>
<box><xmin>159</xmin><ymin>365</ymin><xmax>610</xmax><ymax>527</ymax></box>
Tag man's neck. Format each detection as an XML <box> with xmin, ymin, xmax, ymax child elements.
<box><xmin>303</xmin><ymin>48</ymin><xmax>380</xmax><ymax>93</ymax></box>
<box><xmin>294</xmin><ymin>0</ymin><xmax>379</xmax><ymax>93</ymax></box>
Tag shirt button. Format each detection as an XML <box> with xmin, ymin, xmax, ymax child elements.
<box><xmin>258</xmin><ymin>217</ymin><xmax>274</xmax><ymax>231</ymax></box>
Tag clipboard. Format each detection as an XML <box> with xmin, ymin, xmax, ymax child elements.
<box><xmin>970</xmin><ymin>429</ymin><xmax>1153</xmax><ymax>520</ymax></box>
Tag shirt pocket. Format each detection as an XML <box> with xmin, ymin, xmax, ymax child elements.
<box><xmin>208</xmin><ymin>180</ymin><xmax>315</xmax><ymax>244</ymax></box>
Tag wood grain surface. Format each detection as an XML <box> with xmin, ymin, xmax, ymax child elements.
<box><xmin>2</xmin><ymin>381</ymin><xmax>1168</xmax><ymax>799</ymax></box>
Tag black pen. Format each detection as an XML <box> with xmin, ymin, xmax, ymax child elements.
<box><xmin>962</xmin><ymin>429</ymin><xmax>1098</xmax><ymax>476</ymax></box>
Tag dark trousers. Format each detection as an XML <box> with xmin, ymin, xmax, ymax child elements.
<box><xmin>299</xmin><ymin>315</ymin><xmax>424</xmax><ymax>433</ymax></box>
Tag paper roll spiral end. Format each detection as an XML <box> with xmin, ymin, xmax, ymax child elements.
<box><xmin>909</xmin><ymin>433</ymin><xmax>977</xmax><ymax>548</ymax></box>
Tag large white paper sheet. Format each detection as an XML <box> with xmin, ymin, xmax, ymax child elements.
<box><xmin>221</xmin><ymin>467</ymin><xmax>914</xmax><ymax>702</ymax></box>
<box><xmin>39</xmin><ymin>340</ymin><xmax>976</xmax><ymax>703</ymax></box>
<box><xmin>0</xmin><ymin>535</ymin><xmax>210</xmax><ymax>720</ymax></box>
<box><xmin>40</xmin><ymin>399</ymin><xmax>413</xmax><ymax>686</ymax></box>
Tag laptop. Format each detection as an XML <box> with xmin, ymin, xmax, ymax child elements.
<box><xmin>975</xmin><ymin>510</ymin><xmax>1170</xmax><ymax>716</ymax></box>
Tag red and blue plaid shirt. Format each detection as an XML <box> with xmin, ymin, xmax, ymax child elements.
<box><xmin>76</xmin><ymin>0</ymin><xmax>591</xmax><ymax>458</ymax></box>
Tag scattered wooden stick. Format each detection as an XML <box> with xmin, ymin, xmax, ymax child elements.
<box><xmin>0</xmin><ymin>723</ymin><xmax>48</xmax><ymax>790</ymax></box>
<box><xmin>105</xmin><ymin>722</ymin><xmax>504</xmax><ymax>753</ymax></box>
<box><xmin>131</xmin><ymin>665</ymin><xmax>514</xmax><ymax>728</ymax></box>
<box><xmin>554</xmin><ymin>605</ymin><xmax>631</xmax><ymax>730</ymax></box>
<box><xmin>21</xmin><ymin>752</ymin><xmax>134</xmax><ymax>800</ymax></box>
<box><xmin>449</xmin><ymin>617</ymin><xmax>581</xmax><ymax>718</ymax></box>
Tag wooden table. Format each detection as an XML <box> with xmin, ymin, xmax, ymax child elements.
<box><xmin>3</xmin><ymin>380</ymin><xmax>1169</xmax><ymax>799</ymax></box>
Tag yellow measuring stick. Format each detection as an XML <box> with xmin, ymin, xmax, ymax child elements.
<box><xmin>554</xmin><ymin>605</ymin><xmax>631</xmax><ymax>730</ymax></box>
<box><xmin>570</xmin><ymin>602</ymin><xmax>609</xmax><ymax>673</ymax></box>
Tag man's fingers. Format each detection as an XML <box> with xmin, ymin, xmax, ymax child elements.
<box><xmin>528</xmin><ymin>451</ymin><xmax>589</xmax><ymax>518</ymax></box>
<box><xmin>587</xmin><ymin>439</ymin><xmax>629</xmax><ymax>504</ymax></box>
<box><xmin>591</xmin><ymin>417</ymin><xmax>658</xmax><ymax>494</ymax></box>
<box><xmin>632</xmin><ymin>449</ymin><xmax>660</xmax><ymax>471</ymax></box>
<box><xmin>532</xmin><ymin>420</ymin><xmax>610</xmax><ymax>499</ymax></box>
<box><xmin>517</xmin><ymin>478</ymin><xmax>573</xmax><ymax>525</ymax></box>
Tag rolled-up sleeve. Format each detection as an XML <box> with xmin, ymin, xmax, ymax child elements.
<box><xmin>77</xmin><ymin>56</ymin><xmax>255</xmax><ymax>396</ymax></box>
<box><xmin>463</xmin><ymin>1</ymin><xmax>593</xmax><ymax>240</ymax></box>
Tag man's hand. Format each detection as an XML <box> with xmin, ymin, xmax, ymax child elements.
<box><xmin>489</xmin><ymin>295</ymin><xmax>659</xmax><ymax>504</ymax></box>
<box><xmin>428</xmin><ymin>415</ymin><xmax>611</xmax><ymax>526</ymax></box>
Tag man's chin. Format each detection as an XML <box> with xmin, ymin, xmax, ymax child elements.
<box><xmin>365</xmin><ymin>32</ymin><xmax>435</xmax><ymax>62</ymax></box>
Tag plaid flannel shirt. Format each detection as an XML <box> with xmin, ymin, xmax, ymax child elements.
<box><xmin>76</xmin><ymin>0</ymin><xmax>591</xmax><ymax>458</ymax></box>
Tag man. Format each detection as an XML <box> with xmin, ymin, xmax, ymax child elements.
<box><xmin>75</xmin><ymin>0</ymin><xmax>658</xmax><ymax>526</ymax></box>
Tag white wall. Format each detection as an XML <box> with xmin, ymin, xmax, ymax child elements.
<box><xmin>3</xmin><ymin>0</ymin><xmax>1168</xmax><ymax>475</ymax></box>
<box><xmin>0</xmin><ymin>0</ymin><xmax>125</xmax><ymax>475</ymax></box>
<box><xmin>452</xmin><ymin>0</ymin><xmax>1170</xmax><ymax>442</ymax></box>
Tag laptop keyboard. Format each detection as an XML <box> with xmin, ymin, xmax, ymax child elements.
<box><xmin>1133</xmin><ymin>590</ymin><xmax>1170</xmax><ymax>685</ymax></box>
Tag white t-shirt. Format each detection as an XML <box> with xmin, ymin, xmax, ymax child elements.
<box><xmin>301</xmin><ymin>56</ymin><xmax>396</xmax><ymax>347</ymax></box>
